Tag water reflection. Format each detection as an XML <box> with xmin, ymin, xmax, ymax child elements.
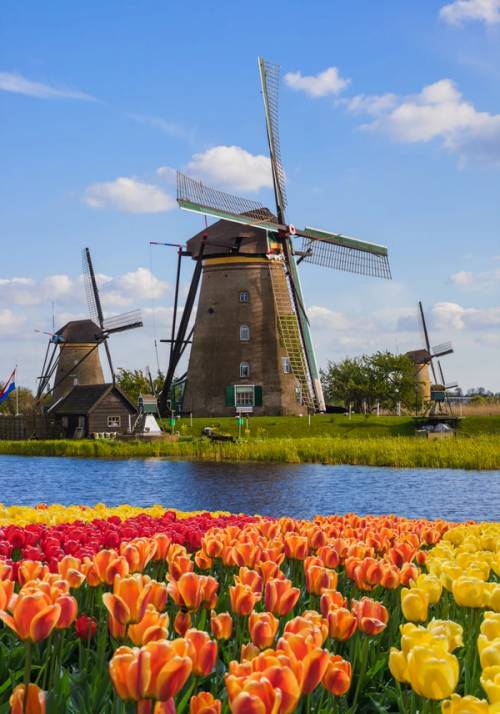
<box><xmin>1</xmin><ymin>456</ymin><xmax>498</xmax><ymax>522</ymax></box>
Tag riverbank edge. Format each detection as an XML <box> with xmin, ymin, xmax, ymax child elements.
<box><xmin>1</xmin><ymin>435</ymin><xmax>500</xmax><ymax>470</ymax></box>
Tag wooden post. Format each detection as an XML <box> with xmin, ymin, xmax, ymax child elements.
<box><xmin>308</xmin><ymin>413</ymin><xmax>311</xmax><ymax>428</ymax></box>
<box><xmin>349</xmin><ymin>403</ymin><xmax>352</xmax><ymax>420</ymax></box>
<box><xmin>376</xmin><ymin>402</ymin><xmax>380</xmax><ymax>417</ymax></box>
<box><xmin>190</xmin><ymin>412</ymin><xmax>193</xmax><ymax>428</ymax></box>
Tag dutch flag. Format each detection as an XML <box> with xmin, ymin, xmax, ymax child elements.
<box><xmin>0</xmin><ymin>369</ymin><xmax>16</xmax><ymax>404</ymax></box>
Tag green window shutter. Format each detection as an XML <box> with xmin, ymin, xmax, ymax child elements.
<box><xmin>254</xmin><ymin>385</ymin><xmax>263</xmax><ymax>406</ymax></box>
<box><xmin>225</xmin><ymin>385</ymin><xmax>235</xmax><ymax>406</ymax></box>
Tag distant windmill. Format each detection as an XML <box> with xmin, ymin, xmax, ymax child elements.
<box><xmin>407</xmin><ymin>301</ymin><xmax>457</xmax><ymax>415</ymax></box>
<box><xmin>158</xmin><ymin>57</ymin><xmax>391</xmax><ymax>417</ymax></box>
<box><xmin>36</xmin><ymin>248</ymin><xmax>143</xmax><ymax>404</ymax></box>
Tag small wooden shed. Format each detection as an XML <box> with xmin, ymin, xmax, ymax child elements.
<box><xmin>48</xmin><ymin>384</ymin><xmax>137</xmax><ymax>438</ymax></box>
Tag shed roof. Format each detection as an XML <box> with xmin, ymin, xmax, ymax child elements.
<box><xmin>187</xmin><ymin>215</ymin><xmax>275</xmax><ymax>259</ymax></box>
<box><xmin>49</xmin><ymin>384</ymin><xmax>137</xmax><ymax>415</ymax></box>
<box><xmin>55</xmin><ymin>320</ymin><xmax>103</xmax><ymax>344</ymax></box>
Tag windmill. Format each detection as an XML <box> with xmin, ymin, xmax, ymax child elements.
<box><xmin>36</xmin><ymin>248</ymin><xmax>143</xmax><ymax>404</ymax></box>
<box><xmin>407</xmin><ymin>301</ymin><xmax>457</xmax><ymax>415</ymax></box>
<box><xmin>158</xmin><ymin>58</ymin><xmax>391</xmax><ymax>417</ymax></box>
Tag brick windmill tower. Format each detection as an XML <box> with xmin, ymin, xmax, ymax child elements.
<box><xmin>159</xmin><ymin>59</ymin><xmax>392</xmax><ymax>417</ymax></box>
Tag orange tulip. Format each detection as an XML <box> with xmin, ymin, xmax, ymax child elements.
<box><xmin>351</xmin><ymin>597</ymin><xmax>388</xmax><ymax>636</ymax></box>
<box><xmin>284</xmin><ymin>614</ymin><xmax>328</xmax><ymax>646</ymax></box>
<box><xmin>264</xmin><ymin>579</ymin><xmax>300</xmax><ymax>617</ymax></box>
<box><xmin>194</xmin><ymin>551</ymin><xmax>213</xmax><ymax>570</ymax></box>
<box><xmin>380</xmin><ymin>564</ymin><xmax>401</xmax><ymax>589</ymax></box>
<box><xmin>229</xmin><ymin>583</ymin><xmax>259</xmax><ymax>616</ymax></box>
<box><xmin>0</xmin><ymin>591</ymin><xmax>60</xmax><ymax>642</ymax></box>
<box><xmin>152</xmin><ymin>533</ymin><xmax>172</xmax><ymax>560</ymax></box>
<box><xmin>9</xmin><ymin>683</ymin><xmax>46</xmax><ymax>714</ymax></box>
<box><xmin>316</xmin><ymin>545</ymin><xmax>340</xmax><ymax>569</ymax></box>
<box><xmin>103</xmin><ymin>574</ymin><xmax>167</xmax><ymax>639</ymax></box>
<box><xmin>174</xmin><ymin>610</ymin><xmax>192</xmax><ymax>636</ymax></box>
<box><xmin>400</xmin><ymin>563</ymin><xmax>420</xmax><ymax>586</ymax></box>
<box><xmin>0</xmin><ymin>562</ymin><xmax>13</xmax><ymax>581</ymax></box>
<box><xmin>128</xmin><ymin>605</ymin><xmax>169</xmax><ymax>646</ymax></box>
<box><xmin>202</xmin><ymin>536</ymin><xmax>225</xmax><ymax>559</ymax></box>
<box><xmin>185</xmin><ymin>628</ymin><xmax>218</xmax><ymax>676</ymax></box>
<box><xmin>167</xmin><ymin>543</ymin><xmax>189</xmax><ymax>562</ymax></box>
<box><xmin>235</xmin><ymin>567</ymin><xmax>263</xmax><ymax>595</ymax></box>
<box><xmin>249</xmin><ymin>611</ymin><xmax>280</xmax><ymax>649</ymax></box>
<box><xmin>226</xmin><ymin>665</ymin><xmax>300</xmax><ymax>714</ymax></box>
<box><xmin>18</xmin><ymin>561</ymin><xmax>48</xmax><ymax>587</ymax></box>
<box><xmin>305</xmin><ymin>566</ymin><xmax>338</xmax><ymax>595</ymax></box>
<box><xmin>168</xmin><ymin>555</ymin><xmax>194</xmax><ymax>581</ymax></box>
<box><xmin>210</xmin><ymin>610</ymin><xmax>233</xmax><ymax>640</ymax></box>
<box><xmin>319</xmin><ymin>589</ymin><xmax>347</xmax><ymax>616</ymax></box>
<box><xmin>327</xmin><ymin>608</ymin><xmax>358</xmax><ymax>641</ymax></box>
<box><xmin>57</xmin><ymin>556</ymin><xmax>86</xmax><ymax>589</ymax></box>
<box><xmin>256</xmin><ymin>561</ymin><xmax>284</xmax><ymax>582</ymax></box>
<box><xmin>109</xmin><ymin>639</ymin><xmax>192</xmax><ymax>702</ymax></box>
<box><xmin>190</xmin><ymin>692</ymin><xmax>222</xmax><ymax>714</ymax></box>
<box><xmin>240</xmin><ymin>642</ymin><xmax>261</xmax><ymax>662</ymax></box>
<box><xmin>322</xmin><ymin>654</ymin><xmax>352</xmax><ymax>696</ymax></box>
<box><xmin>168</xmin><ymin>573</ymin><xmax>218</xmax><ymax>612</ymax></box>
<box><xmin>84</xmin><ymin>550</ymin><xmax>129</xmax><ymax>586</ymax></box>
<box><xmin>120</xmin><ymin>539</ymin><xmax>157</xmax><ymax>573</ymax></box>
<box><xmin>54</xmin><ymin>593</ymin><xmax>78</xmax><ymax>629</ymax></box>
<box><xmin>284</xmin><ymin>533</ymin><xmax>309</xmax><ymax>560</ymax></box>
<box><xmin>277</xmin><ymin>633</ymin><xmax>329</xmax><ymax>695</ymax></box>
<box><xmin>0</xmin><ymin>579</ymin><xmax>14</xmax><ymax>611</ymax></box>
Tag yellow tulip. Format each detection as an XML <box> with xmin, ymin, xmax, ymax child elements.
<box><xmin>401</xmin><ymin>587</ymin><xmax>429</xmax><ymax>623</ymax></box>
<box><xmin>484</xmin><ymin>584</ymin><xmax>500</xmax><ymax>613</ymax></box>
<box><xmin>441</xmin><ymin>694</ymin><xmax>490</xmax><ymax>713</ymax></box>
<box><xmin>415</xmin><ymin>574</ymin><xmax>443</xmax><ymax>605</ymax></box>
<box><xmin>407</xmin><ymin>646</ymin><xmax>459</xmax><ymax>700</ymax></box>
<box><xmin>480</xmin><ymin>665</ymin><xmax>500</xmax><ymax>705</ymax></box>
<box><xmin>481</xmin><ymin>612</ymin><xmax>500</xmax><ymax>642</ymax></box>
<box><xmin>400</xmin><ymin>623</ymin><xmax>449</xmax><ymax>657</ymax></box>
<box><xmin>452</xmin><ymin>576</ymin><xmax>487</xmax><ymax>608</ymax></box>
<box><xmin>440</xmin><ymin>562</ymin><xmax>464</xmax><ymax>591</ymax></box>
<box><xmin>478</xmin><ymin>635</ymin><xmax>500</xmax><ymax>669</ymax></box>
<box><xmin>388</xmin><ymin>648</ymin><xmax>408</xmax><ymax>683</ymax></box>
<box><xmin>427</xmin><ymin>620</ymin><xmax>464</xmax><ymax>652</ymax></box>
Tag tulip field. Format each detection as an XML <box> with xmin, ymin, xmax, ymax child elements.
<box><xmin>0</xmin><ymin>504</ymin><xmax>499</xmax><ymax>713</ymax></box>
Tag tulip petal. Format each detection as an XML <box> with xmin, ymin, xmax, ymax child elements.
<box><xmin>29</xmin><ymin>604</ymin><xmax>61</xmax><ymax>643</ymax></box>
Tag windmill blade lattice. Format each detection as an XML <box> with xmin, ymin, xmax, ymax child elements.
<box><xmin>258</xmin><ymin>58</ymin><xmax>287</xmax><ymax>217</ymax></box>
<box><xmin>177</xmin><ymin>172</ymin><xmax>278</xmax><ymax>228</ymax></box>
<box><xmin>300</xmin><ymin>236</ymin><xmax>392</xmax><ymax>279</ymax></box>
<box><xmin>82</xmin><ymin>248</ymin><xmax>101</xmax><ymax>326</ymax></box>
<box><xmin>103</xmin><ymin>310</ymin><xmax>143</xmax><ymax>334</ymax></box>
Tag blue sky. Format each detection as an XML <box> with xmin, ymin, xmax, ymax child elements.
<box><xmin>1</xmin><ymin>0</ymin><xmax>499</xmax><ymax>392</ymax></box>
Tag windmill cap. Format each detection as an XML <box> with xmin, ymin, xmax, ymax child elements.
<box><xmin>187</xmin><ymin>214</ymin><xmax>276</xmax><ymax>258</ymax></box>
<box><xmin>55</xmin><ymin>319</ymin><xmax>103</xmax><ymax>343</ymax></box>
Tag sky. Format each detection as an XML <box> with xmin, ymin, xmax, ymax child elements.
<box><xmin>1</xmin><ymin>0</ymin><xmax>499</xmax><ymax>394</ymax></box>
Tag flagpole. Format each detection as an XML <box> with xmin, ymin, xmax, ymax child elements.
<box><xmin>15</xmin><ymin>365</ymin><xmax>19</xmax><ymax>416</ymax></box>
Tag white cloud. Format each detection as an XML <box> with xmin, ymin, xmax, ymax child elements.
<box><xmin>0</xmin><ymin>71</ymin><xmax>96</xmax><ymax>100</ymax></box>
<box><xmin>450</xmin><ymin>270</ymin><xmax>475</xmax><ymax>285</ymax></box>
<box><xmin>101</xmin><ymin>268</ymin><xmax>169</xmax><ymax>305</ymax></box>
<box><xmin>187</xmin><ymin>146</ymin><xmax>272</xmax><ymax>193</ymax></box>
<box><xmin>432</xmin><ymin>301</ymin><xmax>500</xmax><ymax>330</ymax></box>
<box><xmin>308</xmin><ymin>306</ymin><xmax>352</xmax><ymax>330</ymax></box>
<box><xmin>440</xmin><ymin>0</ymin><xmax>500</xmax><ymax>25</ymax></box>
<box><xmin>284</xmin><ymin>67</ymin><xmax>350</xmax><ymax>98</ymax></box>
<box><xmin>346</xmin><ymin>78</ymin><xmax>500</xmax><ymax>165</ymax></box>
<box><xmin>0</xmin><ymin>308</ymin><xmax>24</xmax><ymax>335</ymax></box>
<box><xmin>83</xmin><ymin>177</ymin><xmax>176</xmax><ymax>213</ymax></box>
<box><xmin>156</xmin><ymin>166</ymin><xmax>177</xmax><ymax>183</ymax></box>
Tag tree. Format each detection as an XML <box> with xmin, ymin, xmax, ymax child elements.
<box><xmin>321</xmin><ymin>351</ymin><xmax>419</xmax><ymax>413</ymax></box>
<box><xmin>0</xmin><ymin>386</ymin><xmax>35</xmax><ymax>415</ymax></box>
<box><xmin>115</xmin><ymin>369</ymin><xmax>164</xmax><ymax>404</ymax></box>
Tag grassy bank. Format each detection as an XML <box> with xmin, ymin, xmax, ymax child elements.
<box><xmin>1</xmin><ymin>434</ymin><xmax>500</xmax><ymax>469</ymax></box>
<box><xmin>161</xmin><ymin>414</ymin><xmax>500</xmax><ymax>439</ymax></box>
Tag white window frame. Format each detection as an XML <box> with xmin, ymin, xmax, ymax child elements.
<box><xmin>239</xmin><ymin>324</ymin><xmax>250</xmax><ymax>341</ymax></box>
<box><xmin>239</xmin><ymin>290</ymin><xmax>249</xmax><ymax>303</ymax></box>
<box><xmin>107</xmin><ymin>415</ymin><xmax>121</xmax><ymax>428</ymax></box>
<box><xmin>235</xmin><ymin>385</ymin><xmax>255</xmax><ymax>407</ymax></box>
<box><xmin>282</xmin><ymin>356</ymin><xmax>292</xmax><ymax>374</ymax></box>
<box><xmin>240</xmin><ymin>361</ymin><xmax>250</xmax><ymax>378</ymax></box>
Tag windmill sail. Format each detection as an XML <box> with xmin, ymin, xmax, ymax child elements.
<box><xmin>102</xmin><ymin>310</ymin><xmax>143</xmax><ymax>334</ymax></box>
<box><xmin>258</xmin><ymin>58</ymin><xmax>287</xmax><ymax>220</ymax></box>
<box><xmin>82</xmin><ymin>248</ymin><xmax>102</xmax><ymax>327</ymax></box>
<box><xmin>300</xmin><ymin>227</ymin><xmax>391</xmax><ymax>279</ymax></box>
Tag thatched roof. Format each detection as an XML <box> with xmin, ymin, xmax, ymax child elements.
<box><xmin>49</xmin><ymin>384</ymin><xmax>136</xmax><ymax>415</ymax></box>
<box><xmin>187</xmin><ymin>214</ymin><xmax>276</xmax><ymax>258</ymax></box>
<box><xmin>56</xmin><ymin>320</ymin><xmax>102</xmax><ymax>344</ymax></box>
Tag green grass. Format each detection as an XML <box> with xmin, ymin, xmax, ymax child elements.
<box><xmin>1</xmin><ymin>434</ymin><xmax>500</xmax><ymax>469</ymax></box>
<box><xmin>163</xmin><ymin>414</ymin><xmax>500</xmax><ymax>439</ymax></box>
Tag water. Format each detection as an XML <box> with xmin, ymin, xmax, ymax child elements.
<box><xmin>1</xmin><ymin>455</ymin><xmax>499</xmax><ymax>521</ymax></box>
